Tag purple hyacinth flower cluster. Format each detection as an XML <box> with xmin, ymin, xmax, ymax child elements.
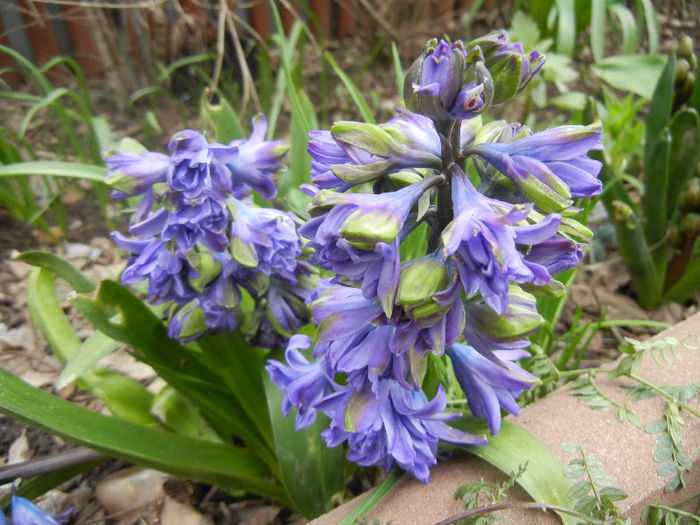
<box><xmin>268</xmin><ymin>30</ymin><xmax>603</xmax><ymax>483</ymax></box>
<box><xmin>106</xmin><ymin>116</ymin><xmax>313</xmax><ymax>347</ymax></box>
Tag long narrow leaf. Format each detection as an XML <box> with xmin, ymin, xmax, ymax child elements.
<box><xmin>636</xmin><ymin>0</ymin><xmax>659</xmax><ymax>54</ymax></box>
<box><xmin>71</xmin><ymin>280</ymin><xmax>279</xmax><ymax>470</ymax></box>
<box><xmin>664</xmin><ymin>255</ymin><xmax>700</xmax><ymax>304</ymax></box>
<box><xmin>0</xmin><ymin>367</ymin><xmax>287</xmax><ymax>503</ymax></box>
<box><xmin>25</xmin><ymin>268</ymin><xmax>157</xmax><ymax>426</ymax></box>
<box><xmin>15</xmin><ymin>250</ymin><xmax>96</xmax><ymax>293</ymax></box>
<box><xmin>338</xmin><ymin>469</ymin><xmax>405</xmax><ymax>525</ymax></box>
<box><xmin>324</xmin><ymin>51</ymin><xmax>376</xmax><ymax>124</ymax></box>
<box><xmin>464</xmin><ymin>421</ymin><xmax>577</xmax><ymax>525</ymax></box>
<box><xmin>263</xmin><ymin>373</ymin><xmax>345</xmax><ymax>518</ymax></box>
<box><xmin>608</xmin><ymin>4</ymin><xmax>639</xmax><ymax>55</ymax></box>
<box><xmin>554</xmin><ymin>0</ymin><xmax>576</xmax><ymax>57</ymax></box>
<box><xmin>590</xmin><ymin>0</ymin><xmax>606</xmax><ymax>62</ymax></box>
<box><xmin>0</xmin><ymin>161</ymin><xmax>107</xmax><ymax>184</ymax></box>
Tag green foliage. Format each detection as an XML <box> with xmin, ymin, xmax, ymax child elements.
<box><xmin>452</xmin><ymin>463</ymin><xmax>528</xmax><ymax>525</ymax></box>
<box><xmin>594</xmin><ymin>41</ymin><xmax>700</xmax><ymax>308</ymax></box>
<box><xmin>6</xmin><ymin>251</ymin><xmax>346</xmax><ymax>518</ymax></box>
<box><xmin>560</xmin><ymin>442</ymin><xmax>630</xmax><ymax>524</ymax></box>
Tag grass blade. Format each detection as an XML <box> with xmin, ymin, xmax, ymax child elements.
<box><xmin>590</xmin><ymin>0</ymin><xmax>606</xmax><ymax>62</ymax></box>
<box><xmin>338</xmin><ymin>469</ymin><xmax>405</xmax><ymax>525</ymax></box>
<box><xmin>0</xmin><ymin>161</ymin><xmax>107</xmax><ymax>184</ymax></box>
<box><xmin>324</xmin><ymin>51</ymin><xmax>376</xmax><ymax>124</ymax></box>
<box><xmin>15</xmin><ymin>250</ymin><xmax>96</xmax><ymax>293</ymax></box>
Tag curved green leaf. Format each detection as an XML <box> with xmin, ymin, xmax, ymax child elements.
<box><xmin>590</xmin><ymin>0</ymin><xmax>606</xmax><ymax>62</ymax></box>
<box><xmin>15</xmin><ymin>250</ymin><xmax>96</xmax><ymax>293</ymax></box>
<box><xmin>0</xmin><ymin>367</ymin><xmax>286</xmax><ymax>503</ymax></box>
<box><xmin>25</xmin><ymin>267</ymin><xmax>157</xmax><ymax>426</ymax></box>
<box><xmin>554</xmin><ymin>0</ymin><xmax>576</xmax><ymax>57</ymax></box>
<box><xmin>608</xmin><ymin>4</ymin><xmax>638</xmax><ymax>55</ymax></box>
<box><xmin>56</xmin><ymin>330</ymin><xmax>121</xmax><ymax>389</ymax></box>
<box><xmin>592</xmin><ymin>54</ymin><xmax>666</xmax><ymax>99</ymax></box>
<box><xmin>464</xmin><ymin>421</ymin><xmax>576</xmax><ymax>525</ymax></box>
<box><xmin>263</xmin><ymin>373</ymin><xmax>345</xmax><ymax>519</ymax></box>
<box><xmin>324</xmin><ymin>51</ymin><xmax>376</xmax><ymax>124</ymax></box>
<box><xmin>0</xmin><ymin>161</ymin><xmax>107</xmax><ymax>184</ymax></box>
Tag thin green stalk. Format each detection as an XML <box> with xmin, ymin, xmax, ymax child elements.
<box><xmin>435</xmin><ymin>501</ymin><xmax>609</xmax><ymax>525</ymax></box>
<box><xmin>628</xmin><ymin>374</ymin><xmax>700</xmax><ymax>419</ymax></box>
<box><xmin>338</xmin><ymin>469</ymin><xmax>405</xmax><ymax>525</ymax></box>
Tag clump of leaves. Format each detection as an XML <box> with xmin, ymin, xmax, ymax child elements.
<box><xmin>561</xmin><ymin>442</ymin><xmax>629</xmax><ymax>525</ymax></box>
<box><xmin>629</xmin><ymin>382</ymin><xmax>700</xmax><ymax>492</ymax></box>
<box><xmin>451</xmin><ymin>463</ymin><xmax>528</xmax><ymax>525</ymax></box>
<box><xmin>642</xmin><ymin>491</ymin><xmax>700</xmax><ymax>525</ymax></box>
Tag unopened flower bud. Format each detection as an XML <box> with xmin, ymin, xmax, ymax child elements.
<box><xmin>396</xmin><ymin>256</ymin><xmax>452</xmax><ymax>321</ymax></box>
<box><xmin>680</xmin><ymin>212</ymin><xmax>700</xmax><ymax>237</ymax></box>
<box><xmin>675</xmin><ymin>58</ymin><xmax>690</xmax><ymax>88</ymax></box>
<box><xmin>464</xmin><ymin>286</ymin><xmax>543</xmax><ymax>344</ymax></box>
<box><xmin>169</xmin><ymin>300</ymin><xmax>207</xmax><ymax>340</ymax></box>
<box><xmin>186</xmin><ymin>251</ymin><xmax>221</xmax><ymax>292</ymax></box>
<box><xmin>404</xmin><ymin>38</ymin><xmax>467</xmax><ymax>122</ymax></box>
<box><xmin>677</xmin><ymin>35</ymin><xmax>695</xmax><ymax>64</ymax></box>
<box><xmin>466</xmin><ymin>31</ymin><xmax>545</xmax><ymax>105</ymax></box>
<box><xmin>679</xmin><ymin>178</ymin><xmax>700</xmax><ymax>213</ymax></box>
<box><xmin>668</xmin><ymin>223</ymin><xmax>681</xmax><ymax>247</ymax></box>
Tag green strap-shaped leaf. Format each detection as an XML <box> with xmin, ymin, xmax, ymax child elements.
<box><xmin>150</xmin><ymin>385</ymin><xmax>223</xmax><ymax>443</ymax></box>
<box><xmin>664</xmin><ymin>255</ymin><xmax>700</xmax><ymax>304</ymax></box>
<box><xmin>608</xmin><ymin>4</ymin><xmax>639</xmax><ymax>55</ymax></box>
<box><xmin>196</xmin><ymin>333</ymin><xmax>274</xmax><ymax>451</ymax></box>
<box><xmin>554</xmin><ymin>0</ymin><xmax>576</xmax><ymax>57</ymax></box>
<box><xmin>0</xmin><ymin>161</ymin><xmax>107</xmax><ymax>184</ymax></box>
<box><xmin>15</xmin><ymin>250</ymin><xmax>96</xmax><ymax>293</ymax></box>
<box><xmin>590</xmin><ymin>0</ymin><xmax>606</xmax><ymax>63</ymax></box>
<box><xmin>56</xmin><ymin>330</ymin><xmax>121</xmax><ymax>389</ymax></box>
<box><xmin>665</xmin><ymin>109</ymin><xmax>700</xmax><ymax>215</ymax></box>
<box><xmin>199</xmin><ymin>93</ymin><xmax>245</xmax><ymax>143</ymax></box>
<box><xmin>325</xmin><ymin>51</ymin><xmax>376</xmax><ymax>124</ymax></box>
<box><xmin>642</xmin><ymin>129</ymin><xmax>671</xmax><ymax>246</ymax></box>
<box><xmin>608</xmin><ymin>200</ymin><xmax>661</xmax><ymax>308</ymax></box>
<box><xmin>646</xmin><ymin>54</ymin><xmax>675</xmax><ymax>169</ymax></box>
<box><xmin>263</xmin><ymin>373</ymin><xmax>345</xmax><ymax>519</ymax></box>
<box><xmin>465</xmin><ymin>421</ymin><xmax>577</xmax><ymax>525</ymax></box>
<box><xmin>26</xmin><ymin>267</ymin><xmax>157</xmax><ymax>426</ymax></box>
<box><xmin>0</xmin><ymin>367</ymin><xmax>287</xmax><ymax>503</ymax></box>
<box><xmin>71</xmin><ymin>280</ymin><xmax>279</xmax><ymax>471</ymax></box>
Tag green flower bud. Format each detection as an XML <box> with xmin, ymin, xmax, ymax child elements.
<box><xmin>679</xmin><ymin>177</ymin><xmax>700</xmax><ymax>213</ymax></box>
<box><xmin>186</xmin><ymin>251</ymin><xmax>221</xmax><ymax>292</ymax></box>
<box><xmin>465</xmin><ymin>286</ymin><xmax>544</xmax><ymax>343</ymax></box>
<box><xmin>396</xmin><ymin>256</ymin><xmax>452</xmax><ymax>322</ymax></box>
<box><xmin>680</xmin><ymin>212</ymin><xmax>700</xmax><ymax>237</ymax></box>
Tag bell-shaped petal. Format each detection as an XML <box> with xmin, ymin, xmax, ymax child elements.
<box><xmin>307</xmin><ymin>174</ymin><xmax>441</xmax><ymax>250</ymax></box>
<box><xmin>103</xmin><ymin>150</ymin><xmax>170</xmax><ymax>199</ymax></box>
<box><xmin>463</xmin><ymin>285</ymin><xmax>543</xmax><ymax>353</ymax></box>
<box><xmin>469</xmin><ymin>122</ymin><xmax>603</xmax><ymax>211</ymax></box>
<box><xmin>318</xmin><ymin>379</ymin><xmax>486</xmax><ymax>483</ymax></box>
<box><xmin>447</xmin><ymin>343</ymin><xmax>537</xmax><ymax>434</ymax></box>
<box><xmin>266</xmin><ymin>334</ymin><xmax>334</xmax><ymax>429</ymax></box>
<box><xmin>214</xmin><ymin>115</ymin><xmax>287</xmax><ymax>200</ymax></box>
<box><xmin>440</xmin><ymin>166</ymin><xmax>537</xmax><ymax>313</ymax></box>
<box><xmin>11</xmin><ymin>494</ymin><xmax>71</xmax><ymax>525</ymax></box>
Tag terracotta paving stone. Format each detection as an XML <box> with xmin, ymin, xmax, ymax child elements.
<box><xmin>313</xmin><ymin>312</ymin><xmax>700</xmax><ymax>525</ymax></box>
